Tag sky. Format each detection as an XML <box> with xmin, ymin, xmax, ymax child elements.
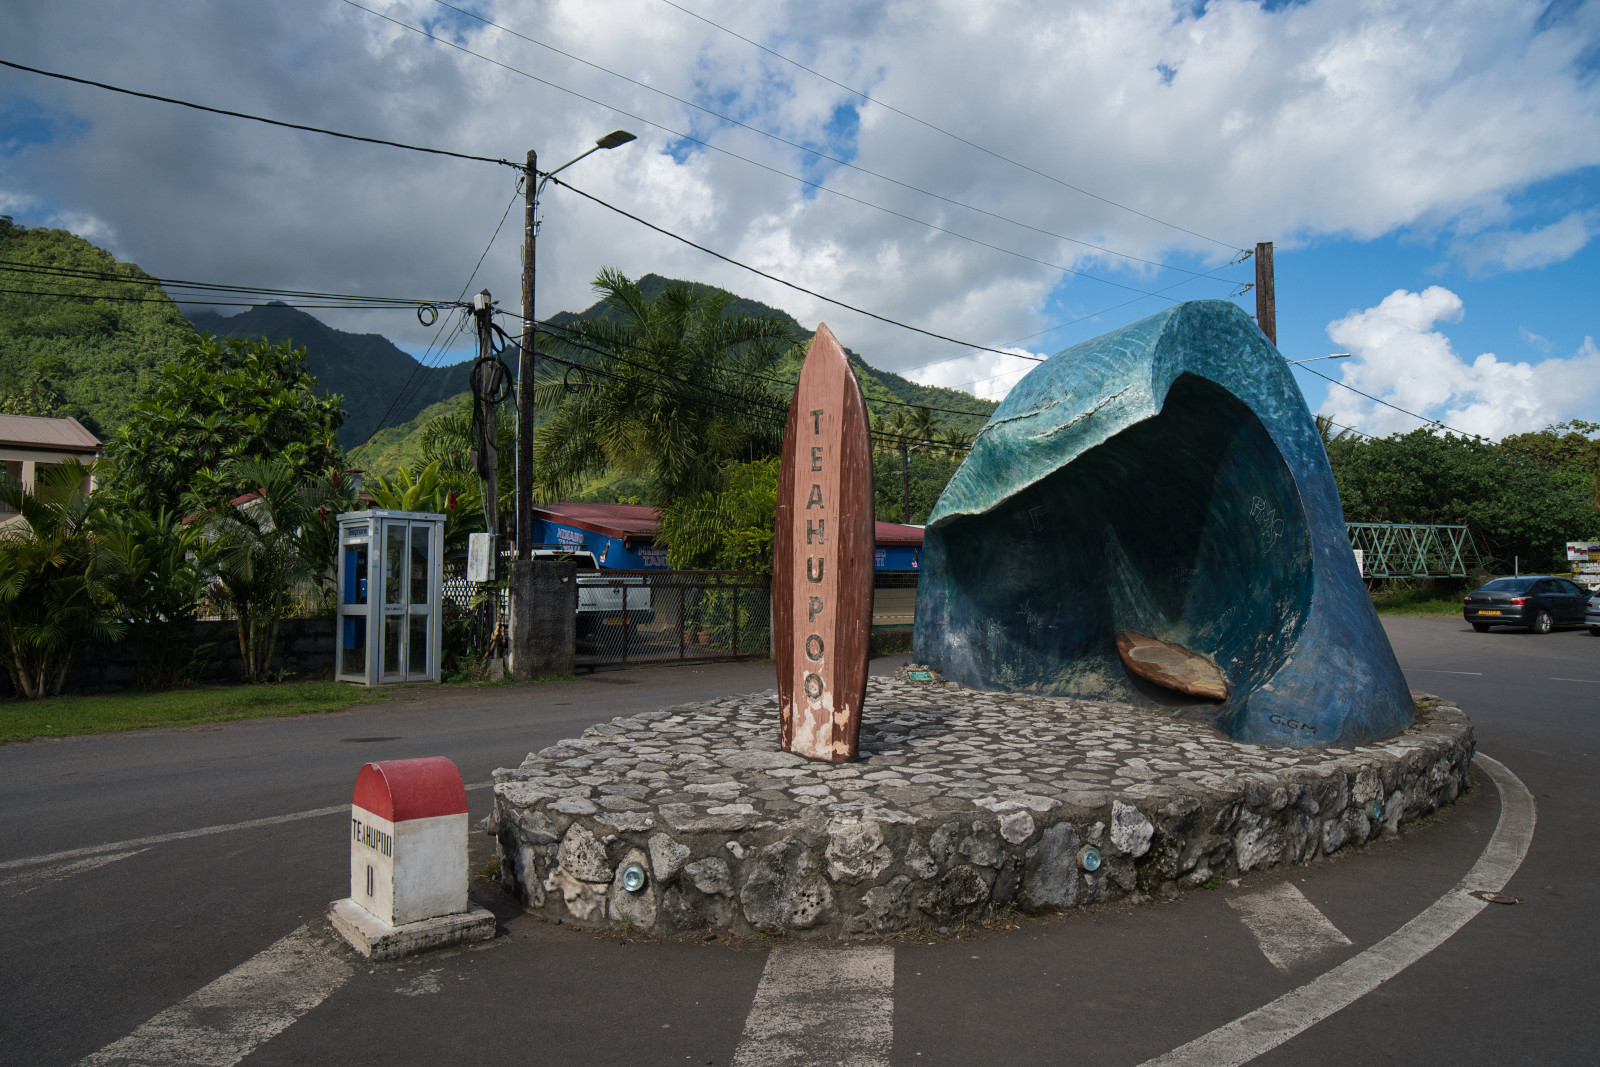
<box><xmin>2</xmin><ymin>0</ymin><xmax>1599</xmax><ymax>441</ymax></box>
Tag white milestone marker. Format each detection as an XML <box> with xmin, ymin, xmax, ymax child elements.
<box><xmin>329</xmin><ymin>756</ymin><xmax>495</xmax><ymax>960</ymax></box>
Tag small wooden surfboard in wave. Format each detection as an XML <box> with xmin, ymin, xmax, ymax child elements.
<box><xmin>774</xmin><ymin>323</ymin><xmax>874</xmax><ymax>762</ymax></box>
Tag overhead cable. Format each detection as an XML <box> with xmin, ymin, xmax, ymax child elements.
<box><xmin>658</xmin><ymin>0</ymin><xmax>1247</xmax><ymax>251</ymax></box>
<box><xmin>368</xmin><ymin>182</ymin><xmax>525</xmax><ymax>432</ymax></box>
<box><xmin>427</xmin><ymin>0</ymin><xmax>1234</xmax><ymax>280</ymax></box>
<box><xmin>544</xmin><ymin>173</ymin><xmax>1024</xmax><ymax>358</ymax></box>
<box><xmin>0</xmin><ymin>59</ymin><xmax>518</xmax><ymax>169</ymax></box>
<box><xmin>533</xmin><ymin>317</ymin><xmax>992</xmax><ymax>422</ymax></box>
<box><xmin>344</xmin><ymin>2</ymin><xmax>1237</xmax><ymax>298</ymax></box>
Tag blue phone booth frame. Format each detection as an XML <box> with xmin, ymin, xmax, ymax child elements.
<box><xmin>336</xmin><ymin>509</ymin><xmax>445</xmax><ymax>686</ymax></box>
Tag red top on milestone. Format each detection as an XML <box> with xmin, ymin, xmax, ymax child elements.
<box><xmin>351</xmin><ymin>756</ymin><xmax>468</xmax><ymax>822</ymax></box>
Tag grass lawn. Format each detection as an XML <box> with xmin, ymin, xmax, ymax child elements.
<box><xmin>0</xmin><ymin>681</ymin><xmax>389</xmax><ymax>743</ymax></box>
<box><xmin>1370</xmin><ymin>588</ymin><xmax>1466</xmax><ymax>616</ymax></box>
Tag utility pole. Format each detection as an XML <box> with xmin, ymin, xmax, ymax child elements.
<box><xmin>471</xmin><ymin>290</ymin><xmax>498</xmax><ymax>542</ymax></box>
<box><xmin>1255</xmin><ymin>240</ymin><xmax>1276</xmax><ymax>346</ymax></box>
<box><xmin>517</xmin><ymin>149</ymin><xmax>537</xmax><ymax>562</ymax></box>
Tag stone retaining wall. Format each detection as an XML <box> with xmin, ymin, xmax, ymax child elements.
<box><xmin>490</xmin><ymin>672</ymin><xmax>1474</xmax><ymax>938</ymax></box>
<box><xmin>3</xmin><ymin>618</ymin><xmax>336</xmax><ymax>696</ymax></box>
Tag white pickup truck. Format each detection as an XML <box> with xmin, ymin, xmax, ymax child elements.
<box><xmin>531</xmin><ymin>549</ymin><xmax>654</xmax><ymax>642</ymax></box>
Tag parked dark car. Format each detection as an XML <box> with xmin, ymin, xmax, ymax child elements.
<box><xmin>1462</xmin><ymin>576</ymin><xmax>1590</xmax><ymax>633</ymax></box>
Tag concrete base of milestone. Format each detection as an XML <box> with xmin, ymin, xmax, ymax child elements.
<box><xmin>489</xmin><ymin>669</ymin><xmax>1475</xmax><ymax>940</ymax></box>
<box><xmin>328</xmin><ymin>899</ymin><xmax>497</xmax><ymax>961</ymax></box>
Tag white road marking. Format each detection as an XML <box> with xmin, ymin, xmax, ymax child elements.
<box><xmin>1403</xmin><ymin>668</ymin><xmax>1483</xmax><ymax>675</ymax></box>
<box><xmin>1550</xmin><ymin>677</ymin><xmax>1600</xmax><ymax>684</ymax></box>
<box><xmin>1140</xmin><ymin>753</ymin><xmax>1535</xmax><ymax>1067</ymax></box>
<box><xmin>730</xmin><ymin>944</ymin><xmax>895</xmax><ymax>1067</ymax></box>
<box><xmin>0</xmin><ymin>781</ymin><xmax>492</xmax><ymax>872</ymax></box>
<box><xmin>1228</xmin><ymin>882</ymin><xmax>1352</xmax><ymax>972</ymax></box>
<box><xmin>0</xmin><ymin>849</ymin><xmax>147</xmax><ymax>895</ymax></box>
<box><xmin>78</xmin><ymin>923</ymin><xmax>352</xmax><ymax>1067</ymax></box>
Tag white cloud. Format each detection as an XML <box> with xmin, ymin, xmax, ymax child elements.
<box><xmin>0</xmin><ymin>0</ymin><xmax>1598</xmax><ymax>392</ymax></box>
<box><xmin>1456</xmin><ymin>210</ymin><xmax>1599</xmax><ymax>274</ymax></box>
<box><xmin>1324</xmin><ymin>286</ymin><xmax>1600</xmax><ymax>439</ymax></box>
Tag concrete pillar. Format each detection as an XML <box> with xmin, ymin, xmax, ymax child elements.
<box><xmin>507</xmin><ymin>560</ymin><xmax>577</xmax><ymax>679</ymax></box>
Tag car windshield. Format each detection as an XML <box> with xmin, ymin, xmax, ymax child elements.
<box><xmin>1479</xmin><ymin>578</ymin><xmax>1534</xmax><ymax>592</ymax></box>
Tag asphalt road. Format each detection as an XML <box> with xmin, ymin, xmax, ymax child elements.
<box><xmin>1</xmin><ymin>620</ymin><xmax>1595</xmax><ymax>1066</ymax></box>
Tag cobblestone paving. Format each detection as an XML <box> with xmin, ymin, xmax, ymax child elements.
<box><xmin>491</xmin><ymin>673</ymin><xmax>1474</xmax><ymax>938</ymax></box>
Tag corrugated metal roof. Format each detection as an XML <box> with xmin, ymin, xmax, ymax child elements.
<box><xmin>533</xmin><ymin>502</ymin><xmax>925</xmax><ymax>547</ymax></box>
<box><xmin>0</xmin><ymin>414</ymin><xmax>101</xmax><ymax>453</ymax></box>
<box><xmin>532</xmin><ymin>502</ymin><xmax>660</xmax><ymax>540</ymax></box>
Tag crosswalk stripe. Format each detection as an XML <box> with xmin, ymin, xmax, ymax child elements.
<box><xmin>1139</xmin><ymin>752</ymin><xmax>1536</xmax><ymax>1067</ymax></box>
<box><xmin>0</xmin><ymin>849</ymin><xmax>148</xmax><ymax>896</ymax></box>
<box><xmin>0</xmin><ymin>782</ymin><xmax>492</xmax><ymax>872</ymax></box>
<box><xmin>77</xmin><ymin>924</ymin><xmax>352</xmax><ymax>1067</ymax></box>
<box><xmin>730</xmin><ymin>944</ymin><xmax>895</xmax><ymax>1067</ymax></box>
<box><xmin>1228</xmin><ymin>882</ymin><xmax>1352</xmax><ymax>972</ymax></box>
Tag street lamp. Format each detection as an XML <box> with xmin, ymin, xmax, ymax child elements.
<box><xmin>1286</xmin><ymin>353</ymin><xmax>1351</xmax><ymax>366</ymax></box>
<box><xmin>516</xmin><ymin>130</ymin><xmax>636</xmax><ymax>562</ymax></box>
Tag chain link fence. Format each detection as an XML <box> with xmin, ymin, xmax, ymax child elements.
<box><xmin>575</xmin><ymin>569</ymin><xmax>770</xmax><ymax>670</ymax></box>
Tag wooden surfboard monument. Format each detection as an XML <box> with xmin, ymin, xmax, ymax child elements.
<box><xmin>774</xmin><ymin>324</ymin><xmax>874</xmax><ymax>762</ymax></box>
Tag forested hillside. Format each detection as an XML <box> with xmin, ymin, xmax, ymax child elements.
<box><xmin>0</xmin><ymin>217</ymin><xmax>193</xmax><ymax>434</ymax></box>
<box><xmin>189</xmin><ymin>303</ymin><xmax>469</xmax><ymax>448</ymax></box>
<box><xmin>0</xmin><ymin>219</ymin><xmax>997</xmax><ymax>473</ymax></box>
<box><xmin>355</xmin><ymin>273</ymin><xmax>1001</xmax><ymax>476</ymax></box>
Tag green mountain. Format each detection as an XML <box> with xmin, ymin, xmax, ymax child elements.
<box><xmin>0</xmin><ymin>217</ymin><xmax>195</xmax><ymax>435</ymax></box>
<box><xmin>0</xmin><ymin>219</ymin><xmax>997</xmax><ymax>471</ymax></box>
<box><xmin>188</xmin><ymin>303</ymin><xmax>471</xmax><ymax>448</ymax></box>
<box><xmin>354</xmin><ymin>273</ymin><xmax>999</xmax><ymax>476</ymax></box>
<box><xmin>550</xmin><ymin>274</ymin><xmax>998</xmax><ymax>425</ymax></box>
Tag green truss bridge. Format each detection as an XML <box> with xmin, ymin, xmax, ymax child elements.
<box><xmin>1345</xmin><ymin>523</ymin><xmax>1482</xmax><ymax>579</ymax></box>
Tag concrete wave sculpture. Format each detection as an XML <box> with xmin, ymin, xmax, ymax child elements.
<box><xmin>914</xmin><ymin>300</ymin><xmax>1413</xmax><ymax>747</ymax></box>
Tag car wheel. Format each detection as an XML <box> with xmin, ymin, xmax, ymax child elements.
<box><xmin>1531</xmin><ymin>609</ymin><xmax>1553</xmax><ymax>634</ymax></box>
<box><xmin>1472</xmin><ymin>622</ymin><xmax>1490</xmax><ymax>632</ymax></box>
<box><xmin>1589</xmin><ymin>625</ymin><xmax>1600</xmax><ymax>636</ymax></box>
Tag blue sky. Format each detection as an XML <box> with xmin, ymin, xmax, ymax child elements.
<box><xmin>2</xmin><ymin>0</ymin><xmax>1598</xmax><ymax>440</ymax></box>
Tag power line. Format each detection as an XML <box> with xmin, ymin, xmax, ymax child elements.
<box><xmin>345</xmin><ymin>2</ymin><xmax>1238</xmax><ymax>300</ymax></box>
<box><xmin>0</xmin><ymin>259</ymin><xmax>458</xmax><ymax>309</ymax></box>
<box><xmin>0</xmin><ymin>285</ymin><xmax>440</xmax><ymax>310</ymax></box>
<box><xmin>544</xmin><ymin>173</ymin><xmax>1022</xmax><ymax>358</ymax></box>
<box><xmin>530</xmin><ymin>324</ymin><xmax>969</xmax><ymax>452</ymax></box>
<box><xmin>658</xmin><ymin>0</ymin><xmax>1247</xmax><ymax>251</ymax></box>
<box><xmin>532</xmin><ymin>317</ymin><xmax>993</xmax><ymax>422</ymax></box>
<box><xmin>367</xmin><ymin>182</ymin><xmax>525</xmax><ymax>434</ymax></box>
<box><xmin>426</xmin><ymin>0</ymin><xmax>1236</xmax><ymax>282</ymax></box>
<box><xmin>0</xmin><ymin>59</ymin><xmax>517</xmax><ymax>169</ymax></box>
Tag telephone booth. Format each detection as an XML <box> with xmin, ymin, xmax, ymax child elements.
<box><xmin>336</xmin><ymin>510</ymin><xmax>445</xmax><ymax>686</ymax></box>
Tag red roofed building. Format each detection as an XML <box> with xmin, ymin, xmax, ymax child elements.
<box><xmin>0</xmin><ymin>414</ymin><xmax>101</xmax><ymax>522</ymax></box>
<box><xmin>529</xmin><ymin>502</ymin><xmax>923</xmax><ymax>571</ymax></box>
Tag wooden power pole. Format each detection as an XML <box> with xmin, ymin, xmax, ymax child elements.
<box><xmin>471</xmin><ymin>290</ymin><xmax>498</xmax><ymax>542</ymax></box>
<box><xmin>517</xmin><ymin>149</ymin><xmax>538</xmax><ymax>563</ymax></box>
<box><xmin>1255</xmin><ymin>240</ymin><xmax>1276</xmax><ymax>345</ymax></box>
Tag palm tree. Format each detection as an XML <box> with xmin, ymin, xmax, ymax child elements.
<box><xmin>531</xmin><ymin>270</ymin><xmax>796</xmax><ymax>504</ymax></box>
<box><xmin>887</xmin><ymin>405</ymin><xmax>937</xmax><ymax>523</ymax></box>
<box><xmin>0</xmin><ymin>460</ymin><xmax>123</xmax><ymax>697</ymax></box>
<box><xmin>193</xmin><ymin>457</ymin><xmax>337</xmax><ymax>682</ymax></box>
<box><xmin>1315</xmin><ymin>414</ymin><xmax>1353</xmax><ymax>449</ymax></box>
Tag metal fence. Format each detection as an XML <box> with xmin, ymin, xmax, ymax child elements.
<box><xmin>442</xmin><ymin>567</ymin><xmax>508</xmax><ymax>669</ymax></box>
<box><xmin>1346</xmin><ymin>522</ymin><xmax>1482</xmax><ymax>579</ymax></box>
<box><xmin>439</xmin><ymin>563</ymin><xmax>918</xmax><ymax>672</ymax></box>
<box><xmin>574</xmin><ymin>569</ymin><xmax>770</xmax><ymax>670</ymax></box>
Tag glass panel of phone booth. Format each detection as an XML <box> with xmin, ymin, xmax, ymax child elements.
<box><xmin>406</xmin><ymin>523</ymin><xmax>432</xmax><ymax>680</ymax></box>
<box><xmin>338</xmin><ymin>538</ymin><xmax>369</xmax><ymax>680</ymax></box>
<box><xmin>381</xmin><ymin>522</ymin><xmax>408</xmax><ymax>679</ymax></box>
